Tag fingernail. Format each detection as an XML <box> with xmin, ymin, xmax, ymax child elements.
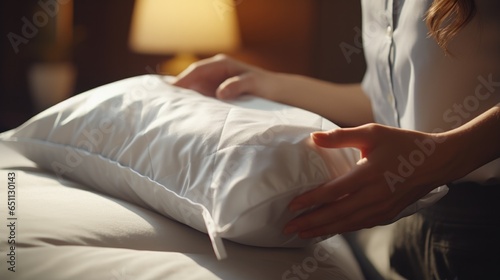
<box><xmin>311</xmin><ymin>131</ymin><xmax>328</xmax><ymax>139</ymax></box>
<box><xmin>311</xmin><ymin>131</ymin><xmax>325</xmax><ymax>136</ymax></box>
<box><xmin>217</xmin><ymin>90</ymin><xmax>226</xmax><ymax>98</ymax></box>
<box><xmin>218</xmin><ymin>89</ymin><xmax>231</xmax><ymax>99</ymax></box>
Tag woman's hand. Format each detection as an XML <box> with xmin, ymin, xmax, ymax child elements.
<box><xmin>173</xmin><ymin>54</ymin><xmax>375</xmax><ymax>126</ymax></box>
<box><xmin>172</xmin><ymin>54</ymin><xmax>279</xmax><ymax>100</ymax></box>
<box><xmin>283</xmin><ymin>123</ymin><xmax>458</xmax><ymax>238</ymax></box>
<box><xmin>283</xmin><ymin>103</ymin><xmax>500</xmax><ymax>238</ymax></box>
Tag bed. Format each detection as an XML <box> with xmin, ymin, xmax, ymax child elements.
<box><xmin>0</xmin><ymin>143</ymin><xmax>367</xmax><ymax>280</ymax></box>
<box><xmin>0</xmin><ymin>76</ymin><xmax>367</xmax><ymax>280</ymax></box>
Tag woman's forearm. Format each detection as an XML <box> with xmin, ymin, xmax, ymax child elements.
<box><xmin>174</xmin><ymin>55</ymin><xmax>373</xmax><ymax>126</ymax></box>
<box><xmin>269</xmin><ymin>73</ymin><xmax>374</xmax><ymax>127</ymax></box>
<box><xmin>441</xmin><ymin>103</ymin><xmax>500</xmax><ymax>182</ymax></box>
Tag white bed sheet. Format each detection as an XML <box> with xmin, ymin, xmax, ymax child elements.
<box><xmin>0</xmin><ymin>143</ymin><xmax>364</xmax><ymax>280</ymax></box>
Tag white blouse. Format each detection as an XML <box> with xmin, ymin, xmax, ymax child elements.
<box><xmin>361</xmin><ymin>0</ymin><xmax>500</xmax><ymax>184</ymax></box>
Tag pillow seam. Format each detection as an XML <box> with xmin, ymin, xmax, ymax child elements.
<box><xmin>208</xmin><ymin>107</ymin><xmax>233</xmax><ymax>224</ymax></box>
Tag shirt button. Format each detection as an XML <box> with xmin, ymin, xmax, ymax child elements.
<box><xmin>386</xmin><ymin>25</ymin><xmax>393</xmax><ymax>37</ymax></box>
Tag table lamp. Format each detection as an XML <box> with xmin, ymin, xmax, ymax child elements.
<box><xmin>129</xmin><ymin>0</ymin><xmax>241</xmax><ymax>75</ymax></box>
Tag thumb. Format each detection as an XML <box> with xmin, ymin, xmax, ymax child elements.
<box><xmin>311</xmin><ymin>126</ymin><xmax>373</xmax><ymax>151</ymax></box>
<box><xmin>216</xmin><ymin>72</ymin><xmax>256</xmax><ymax>99</ymax></box>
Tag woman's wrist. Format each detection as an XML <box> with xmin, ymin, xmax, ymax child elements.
<box><xmin>436</xmin><ymin>104</ymin><xmax>500</xmax><ymax>183</ymax></box>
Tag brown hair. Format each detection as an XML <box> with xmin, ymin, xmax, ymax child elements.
<box><xmin>426</xmin><ymin>0</ymin><xmax>476</xmax><ymax>51</ymax></box>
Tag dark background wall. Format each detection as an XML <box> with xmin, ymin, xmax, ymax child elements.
<box><xmin>0</xmin><ymin>0</ymin><xmax>365</xmax><ymax>132</ymax></box>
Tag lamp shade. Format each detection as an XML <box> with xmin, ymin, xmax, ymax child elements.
<box><xmin>129</xmin><ymin>0</ymin><xmax>240</xmax><ymax>54</ymax></box>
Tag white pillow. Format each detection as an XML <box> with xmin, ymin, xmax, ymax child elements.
<box><xmin>0</xmin><ymin>75</ymin><xmax>446</xmax><ymax>259</ymax></box>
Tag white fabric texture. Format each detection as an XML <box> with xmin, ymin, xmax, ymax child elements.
<box><xmin>361</xmin><ymin>0</ymin><xmax>500</xmax><ymax>184</ymax></box>
<box><xmin>0</xmin><ymin>75</ymin><xmax>360</xmax><ymax>259</ymax></box>
<box><xmin>0</xmin><ymin>75</ymin><xmax>446</xmax><ymax>259</ymax></box>
<box><xmin>0</xmin><ymin>143</ymin><xmax>365</xmax><ymax>280</ymax></box>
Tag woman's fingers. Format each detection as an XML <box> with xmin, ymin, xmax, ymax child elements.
<box><xmin>311</xmin><ymin>124</ymin><xmax>385</xmax><ymax>158</ymax></box>
<box><xmin>288</xmin><ymin>160</ymin><xmax>373</xmax><ymax>213</ymax></box>
<box><xmin>283</xmin><ymin>123</ymin><xmax>453</xmax><ymax>240</ymax></box>
<box><xmin>286</xmin><ymin>181</ymin><xmax>401</xmax><ymax>237</ymax></box>
<box><xmin>297</xmin><ymin>205</ymin><xmax>386</xmax><ymax>238</ymax></box>
<box><xmin>173</xmin><ymin>56</ymin><xmax>223</xmax><ymax>85</ymax></box>
<box><xmin>285</xmin><ymin>127</ymin><xmax>381</xmax><ymax>214</ymax></box>
<box><xmin>216</xmin><ymin>72</ymin><xmax>258</xmax><ymax>99</ymax></box>
<box><xmin>297</xmin><ymin>180</ymin><xmax>440</xmax><ymax>238</ymax></box>
<box><xmin>173</xmin><ymin>54</ymin><xmax>249</xmax><ymax>97</ymax></box>
<box><xmin>172</xmin><ymin>54</ymin><xmax>268</xmax><ymax>99</ymax></box>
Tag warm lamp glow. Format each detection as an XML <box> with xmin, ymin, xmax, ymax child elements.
<box><xmin>129</xmin><ymin>0</ymin><xmax>240</xmax><ymax>54</ymax></box>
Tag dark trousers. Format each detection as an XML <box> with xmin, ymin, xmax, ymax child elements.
<box><xmin>390</xmin><ymin>183</ymin><xmax>500</xmax><ymax>280</ymax></box>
